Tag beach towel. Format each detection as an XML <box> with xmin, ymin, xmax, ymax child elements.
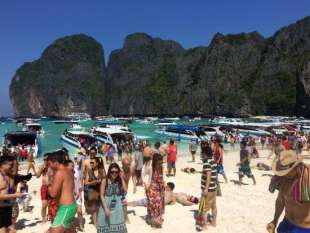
<box><xmin>195</xmin><ymin>196</ymin><xmax>206</xmax><ymax>231</ymax></box>
<box><xmin>292</xmin><ymin>164</ymin><xmax>310</xmax><ymax>203</ymax></box>
<box><xmin>269</xmin><ymin>164</ymin><xmax>310</xmax><ymax>203</ymax></box>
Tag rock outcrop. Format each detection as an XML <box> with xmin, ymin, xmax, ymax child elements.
<box><xmin>9</xmin><ymin>17</ymin><xmax>310</xmax><ymax>117</ymax></box>
<box><xmin>10</xmin><ymin>34</ymin><xmax>107</xmax><ymax>117</ymax></box>
<box><xmin>107</xmin><ymin>33</ymin><xmax>185</xmax><ymax>115</ymax></box>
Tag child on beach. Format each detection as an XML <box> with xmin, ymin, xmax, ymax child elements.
<box><xmin>17</xmin><ymin>180</ymin><xmax>32</xmax><ymax>212</ymax></box>
<box><xmin>237</xmin><ymin>141</ymin><xmax>256</xmax><ymax>185</ymax></box>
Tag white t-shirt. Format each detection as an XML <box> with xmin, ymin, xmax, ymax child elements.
<box><xmin>74</xmin><ymin>166</ymin><xmax>82</xmax><ymax>205</ymax></box>
<box><xmin>142</xmin><ymin>162</ymin><xmax>152</xmax><ymax>187</ymax></box>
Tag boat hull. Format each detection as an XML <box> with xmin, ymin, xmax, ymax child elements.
<box><xmin>154</xmin><ymin>130</ymin><xmax>199</xmax><ymax>141</ymax></box>
<box><xmin>60</xmin><ymin>135</ymin><xmax>81</xmax><ymax>148</ymax></box>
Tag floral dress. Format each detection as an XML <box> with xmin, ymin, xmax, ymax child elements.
<box><xmin>97</xmin><ymin>182</ymin><xmax>127</xmax><ymax>233</ymax></box>
<box><xmin>146</xmin><ymin>170</ymin><xmax>165</xmax><ymax>226</ymax></box>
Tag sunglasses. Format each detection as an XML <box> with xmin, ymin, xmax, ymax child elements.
<box><xmin>110</xmin><ymin>170</ymin><xmax>119</xmax><ymax>174</ymax></box>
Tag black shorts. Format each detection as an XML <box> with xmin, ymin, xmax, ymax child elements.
<box><xmin>0</xmin><ymin>206</ymin><xmax>12</xmax><ymax>228</ymax></box>
<box><xmin>168</xmin><ymin>161</ymin><xmax>176</xmax><ymax>169</ymax></box>
<box><xmin>135</xmin><ymin>169</ymin><xmax>142</xmax><ymax>178</ymax></box>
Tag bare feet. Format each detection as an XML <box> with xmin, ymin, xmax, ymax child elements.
<box><xmin>209</xmin><ymin>221</ymin><xmax>216</xmax><ymax>227</ymax></box>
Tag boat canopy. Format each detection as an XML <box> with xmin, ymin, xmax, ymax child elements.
<box><xmin>5</xmin><ymin>131</ymin><xmax>37</xmax><ymax>146</ymax></box>
<box><xmin>26</xmin><ymin>123</ymin><xmax>42</xmax><ymax>131</ymax></box>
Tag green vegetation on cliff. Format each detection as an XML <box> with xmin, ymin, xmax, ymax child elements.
<box><xmin>9</xmin><ymin>16</ymin><xmax>310</xmax><ymax>117</ymax></box>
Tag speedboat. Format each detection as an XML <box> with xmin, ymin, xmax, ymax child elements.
<box><xmin>214</xmin><ymin>117</ymin><xmax>245</xmax><ymax>126</ymax></box>
<box><xmin>136</xmin><ymin>118</ymin><xmax>153</xmax><ymax>124</ymax></box>
<box><xmin>94</xmin><ymin>124</ymin><xmax>130</xmax><ymax>132</ymax></box>
<box><xmin>61</xmin><ymin>130</ymin><xmax>96</xmax><ymax>149</ymax></box>
<box><xmin>231</xmin><ymin>125</ymin><xmax>271</xmax><ymax>137</ymax></box>
<box><xmin>70</xmin><ymin>122</ymin><xmax>82</xmax><ymax>130</ymax></box>
<box><xmin>92</xmin><ymin>126</ymin><xmax>135</xmax><ymax>151</ymax></box>
<box><xmin>155</xmin><ymin>127</ymin><xmax>200</xmax><ymax>141</ymax></box>
<box><xmin>155</xmin><ymin>125</ymin><xmax>208</xmax><ymax>141</ymax></box>
<box><xmin>164</xmin><ymin>117</ymin><xmax>180</xmax><ymax>121</ymax></box>
<box><xmin>155</xmin><ymin>119</ymin><xmax>177</xmax><ymax>127</ymax></box>
<box><xmin>198</xmin><ymin>126</ymin><xmax>225</xmax><ymax>140</ymax></box>
<box><xmin>53</xmin><ymin>120</ymin><xmax>79</xmax><ymax>124</ymax></box>
<box><xmin>67</xmin><ymin>113</ymin><xmax>91</xmax><ymax>122</ymax></box>
<box><xmin>4</xmin><ymin>131</ymin><xmax>40</xmax><ymax>157</ymax></box>
<box><xmin>266</xmin><ymin>126</ymin><xmax>288</xmax><ymax>135</ymax></box>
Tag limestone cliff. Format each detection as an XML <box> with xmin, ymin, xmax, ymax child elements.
<box><xmin>9</xmin><ymin>17</ymin><xmax>310</xmax><ymax>117</ymax></box>
<box><xmin>10</xmin><ymin>34</ymin><xmax>107</xmax><ymax>117</ymax></box>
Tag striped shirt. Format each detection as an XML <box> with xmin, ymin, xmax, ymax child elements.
<box><xmin>201</xmin><ymin>158</ymin><xmax>217</xmax><ymax>192</ymax></box>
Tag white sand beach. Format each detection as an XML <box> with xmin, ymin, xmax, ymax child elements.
<box><xmin>16</xmin><ymin>148</ymin><xmax>309</xmax><ymax>233</ymax></box>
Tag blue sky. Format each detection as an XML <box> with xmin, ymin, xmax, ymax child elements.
<box><xmin>0</xmin><ymin>0</ymin><xmax>309</xmax><ymax>116</ymax></box>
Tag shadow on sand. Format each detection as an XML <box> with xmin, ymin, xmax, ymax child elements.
<box><xmin>16</xmin><ymin>218</ymin><xmax>41</xmax><ymax>230</ymax></box>
<box><xmin>230</xmin><ymin>179</ymin><xmax>249</xmax><ymax>185</ymax></box>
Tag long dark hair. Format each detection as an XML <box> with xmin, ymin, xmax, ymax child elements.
<box><xmin>106</xmin><ymin>163</ymin><xmax>123</xmax><ymax>194</ymax></box>
<box><xmin>152</xmin><ymin>153</ymin><xmax>163</xmax><ymax>173</ymax></box>
<box><xmin>201</xmin><ymin>140</ymin><xmax>213</xmax><ymax>159</ymax></box>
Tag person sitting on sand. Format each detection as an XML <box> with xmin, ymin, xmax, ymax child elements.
<box><xmin>174</xmin><ymin>193</ymin><xmax>199</xmax><ymax>206</ymax></box>
<box><xmin>181</xmin><ymin>167</ymin><xmax>197</xmax><ymax>173</ymax></box>
<box><xmin>128</xmin><ymin>182</ymin><xmax>199</xmax><ymax>208</ymax></box>
<box><xmin>16</xmin><ymin>180</ymin><xmax>32</xmax><ymax>212</ymax></box>
<box><xmin>256</xmin><ymin>162</ymin><xmax>271</xmax><ymax>171</ymax></box>
<box><xmin>237</xmin><ymin>141</ymin><xmax>256</xmax><ymax>185</ymax></box>
<box><xmin>165</xmin><ymin>182</ymin><xmax>199</xmax><ymax>206</ymax></box>
<box><xmin>267</xmin><ymin>150</ymin><xmax>310</xmax><ymax>233</ymax></box>
<box><xmin>128</xmin><ymin>182</ymin><xmax>176</xmax><ymax>207</ymax></box>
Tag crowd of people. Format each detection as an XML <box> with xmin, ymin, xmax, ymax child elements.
<box><xmin>0</xmin><ymin>129</ymin><xmax>308</xmax><ymax>233</ymax></box>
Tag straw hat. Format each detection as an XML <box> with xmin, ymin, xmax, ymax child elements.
<box><xmin>272</xmin><ymin>150</ymin><xmax>303</xmax><ymax>176</ymax></box>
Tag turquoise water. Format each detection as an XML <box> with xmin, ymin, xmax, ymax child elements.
<box><xmin>0</xmin><ymin>119</ymin><xmax>212</xmax><ymax>160</ymax></box>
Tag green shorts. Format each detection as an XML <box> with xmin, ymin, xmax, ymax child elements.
<box><xmin>51</xmin><ymin>202</ymin><xmax>77</xmax><ymax>229</ymax></box>
<box><xmin>239</xmin><ymin>165</ymin><xmax>253</xmax><ymax>178</ymax></box>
